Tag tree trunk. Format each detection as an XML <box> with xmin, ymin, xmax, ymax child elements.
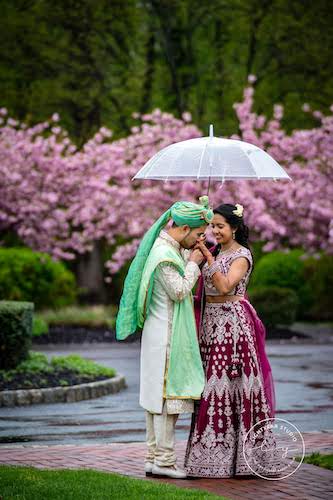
<box><xmin>76</xmin><ymin>241</ymin><xmax>107</xmax><ymax>304</ymax></box>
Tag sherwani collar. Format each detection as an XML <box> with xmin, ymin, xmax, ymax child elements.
<box><xmin>159</xmin><ymin>230</ymin><xmax>181</xmax><ymax>252</ymax></box>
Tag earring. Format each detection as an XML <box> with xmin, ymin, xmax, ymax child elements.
<box><xmin>232</xmin><ymin>231</ymin><xmax>236</xmax><ymax>240</ymax></box>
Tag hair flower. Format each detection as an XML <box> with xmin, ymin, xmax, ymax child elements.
<box><xmin>232</xmin><ymin>204</ymin><xmax>244</xmax><ymax>217</ymax></box>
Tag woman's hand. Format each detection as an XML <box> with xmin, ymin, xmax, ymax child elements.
<box><xmin>195</xmin><ymin>238</ymin><xmax>215</xmax><ymax>265</ymax></box>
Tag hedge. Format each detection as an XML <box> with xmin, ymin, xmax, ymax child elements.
<box><xmin>250</xmin><ymin>250</ymin><xmax>333</xmax><ymax>320</ymax></box>
<box><xmin>0</xmin><ymin>301</ymin><xmax>34</xmax><ymax>369</ymax></box>
<box><xmin>248</xmin><ymin>286</ymin><xmax>299</xmax><ymax>330</ymax></box>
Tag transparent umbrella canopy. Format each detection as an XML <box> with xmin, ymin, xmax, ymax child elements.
<box><xmin>133</xmin><ymin>125</ymin><xmax>291</xmax><ymax>191</ymax></box>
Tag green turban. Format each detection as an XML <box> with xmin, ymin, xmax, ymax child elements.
<box><xmin>170</xmin><ymin>197</ymin><xmax>213</xmax><ymax>227</ymax></box>
<box><xmin>116</xmin><ymin>196</ymin><xmax>213</xmax><ymax>340</ymax></box>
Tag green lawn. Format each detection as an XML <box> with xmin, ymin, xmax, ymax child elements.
<box><xmin>0</xmin><ymin>466</ymin><xmax>227</xmax><ymax>500</ymax></box>
<box><xmin>301</xmin><ymin>453</ymin><xmax>333</xmax><ymax>471</ymax></box>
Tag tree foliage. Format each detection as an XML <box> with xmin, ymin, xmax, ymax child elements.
<box><xmin>1</xmin><ymin>0</ymin><xmax>332</xmax><ymax>142</ymax></box>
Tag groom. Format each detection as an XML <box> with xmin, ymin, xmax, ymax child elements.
<box><xmin>116</xmin><ymin>197</ymin><xmax>213</xmax><ymax>479</ymax></box>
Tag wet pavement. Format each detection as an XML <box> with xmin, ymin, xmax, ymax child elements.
<box><xmin>0</xmin><ymin>340</ymin><xmax>332</xmax><ymax>447</ymax></box>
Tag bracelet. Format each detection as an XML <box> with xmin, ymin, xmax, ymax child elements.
<box><xmin>207</xmin><ymin>260</ymin><xmax>220</xmax><ymax>279</ymax></box>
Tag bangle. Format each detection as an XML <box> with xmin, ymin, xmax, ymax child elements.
<box><xmin>207</xmin><ymin>261</ymin><xmax>220</xmax><ymax>279</ymax></box>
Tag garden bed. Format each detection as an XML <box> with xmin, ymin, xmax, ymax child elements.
<box><xmin>0</xmin><ymin>352</ymin><xmax>126</xmax><ymax>406</ymax></box>
<box><xmin>0</xmin><ymin>352</ymin><xmax>116</xmax><ymax>391</ymax></box>
<box><xmin>1</xmin><ymin>367</ymin><xmax>112</xmax><ymax>391</ymax></box>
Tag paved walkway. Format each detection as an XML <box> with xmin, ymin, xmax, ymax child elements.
<box><xmin>1</xmin><ymin>342</ymin><xmax>332</xmax><ymax>446</ymax></box>
<box><xmin>1</xmin><ymin>432</ymin><xmax>333</xmax><ymax>499</ymax></box>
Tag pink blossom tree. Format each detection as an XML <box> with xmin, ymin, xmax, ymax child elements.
<box><xmin>227</xmin><ymin>76</ymin><xmax>333</xmax><ymax>254</ymax></box>
<box><xmin>0</xmin><ymin>77</ymin><xmax>332</xmax><ymax>282</ymax></box>
<box><xmin>0</xmin><ymin>108</ymin><xmax>201</xmax><ymax>269</ymax></box>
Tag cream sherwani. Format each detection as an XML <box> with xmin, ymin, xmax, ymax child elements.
<box><xmin>139</xmin><ymin>230</ymin><xmax>201</xmax><ymax>466</ymax></box>
<box><xmin>140</xmin><ymin>230</ymin><xmax>201</xmax><ymax>414</ymax></box>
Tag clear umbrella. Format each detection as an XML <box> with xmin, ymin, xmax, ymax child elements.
<box><xmin>133</xmin><ymin>125</ymin><xmax>291</xmax><ymax>192</ymax></box>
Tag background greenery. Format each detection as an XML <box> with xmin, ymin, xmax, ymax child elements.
<box><xmin>1</xmin><ymin>0</ymin><xmax>332</xmax><ymax>144</ymax></box>
<box><xmin>0</xmin><ymin>248</ymin><xmax>77</xmax><ymax>309</ymax></box>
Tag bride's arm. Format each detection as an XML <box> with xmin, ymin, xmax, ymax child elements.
<box><xmin>195</xmin><ymin>240</ymin><xmax>249</xmax><ymax>295</ymax></box>
<box><xmin>210</xmin><ymin>258</ymin><xmax>249</xmax><ymax>295</ymax></box>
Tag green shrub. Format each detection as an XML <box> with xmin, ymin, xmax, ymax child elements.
<box><xmin>251</xmin><ymin>249</ymin><xmax>305</xmax><ymax>291</ymax></box>
<box><xmin>250</xmin><ymin>249</ymin><xmax>305</xmax><ymax>316</ymax></box>
<box><xmin>32</xmin><ymin>316</ymin><xmax>49</xmax><ymax>337</ymax></box>
<box><xmin>5</xmin><ymin>351</ymin><xmax>115</xmax><ymax>378</ymax></box>
<box><xmin>251</xmin><ymin>249</ymin><xmax>333</xmax><ymax>321</ymax></box>
<box><xmin>300</xmin><ymin>254</ymin><xmax>333</xmax><ymax>320</ymax></box>
<box><xmin>248</xmin><ymin>286</ymin><xmax>299</xmax><ymax>330</ymax></box>
<box><xmin>0</xmin><ymin>248</ymin><xmax>77</xmax><ymax>309</ymax></box>
<box><xmin>11</xmin><ymin>352</ymin><xmax>50</xmax><ymax>374</ymax></box>
<box><xmin>0</xmin><ymin>301</ymin><xmax>34</xmax><ymax>369</ymax></box>
<box><xmin>2</xmin><ymin>351</ymin><xmax>115</xmax><ymax>379</ymax></box>
<box><xmin>1</xmin><ymin>352</ymin><xmax>116</xmax><ymax>389</ymax></box>
<box><xmin>51</xmin><ymin>354</ymin><xmax>115</xmax><ymax>378</ymax></box>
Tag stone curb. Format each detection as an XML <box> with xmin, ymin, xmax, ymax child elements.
<box><xmin>0</xmin><ymin>374</ymin><xmax>126</xmax><ymax>407</ymax></box>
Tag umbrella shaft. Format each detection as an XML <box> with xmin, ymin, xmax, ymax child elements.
<box><xmin>207</xmin><ymin>176</ymin><xmax>211</xmax><ymax>196</ymax></box>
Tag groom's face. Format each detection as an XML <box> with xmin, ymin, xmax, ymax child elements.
<box><xmin>180</xmin><ymin>224</ymin><xmax>207</xmax><ymax>249</ymax></box>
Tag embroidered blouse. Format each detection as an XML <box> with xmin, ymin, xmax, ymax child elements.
<box><xmin>203</xmin><ymin>246</ymin><xmax>253</xmax><ymax>296</ymax></box>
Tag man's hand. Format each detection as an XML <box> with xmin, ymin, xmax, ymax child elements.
<box><xmin>194</xmin><ymin>239</ymin><xmax>214</xmax><ymax>262</ymax></box>
<box><xmin>189</xmin><ymin>249</ymin><xmax>205</xmax><ymax>265</ymax></box>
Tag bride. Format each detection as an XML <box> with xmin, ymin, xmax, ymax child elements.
<box><xmin>184</xmin><ymin>203</ymin><xmax>279</xmax><ymax>478</ymax></box>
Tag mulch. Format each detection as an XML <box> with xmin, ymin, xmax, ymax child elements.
<box><xmin>0</xmin><ymin>369</ymin><xmax>110</xmax><ymax>391</ymax></box>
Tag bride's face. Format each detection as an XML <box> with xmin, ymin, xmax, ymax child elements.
<box><xmin>211</xmin><ymin>214</ymin><xmax>233</xmax><ymax>245</ymax></box>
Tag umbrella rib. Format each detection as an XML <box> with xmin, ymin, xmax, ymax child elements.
<box><xmin>243</xmin><ymin>149</ymin><xmax>262</xmax><ymax>179</ymax></box>
<box><xmin>197</xmin><ymin>141</ymin><xmax>209</xmax><ymax>180</ymax></box>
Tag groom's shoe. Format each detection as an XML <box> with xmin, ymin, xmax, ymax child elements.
<box><xmin>144</xmin><ymin>462</ymin><xmax>154</xmax><ymax>476</ymax></box>
<box><xmin>152</xmin><ymin>464</ymin><xmax>187</xmax><ymax>479</ymax></box>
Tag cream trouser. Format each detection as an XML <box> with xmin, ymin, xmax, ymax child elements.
<box><xmin>145</xmin><ymin>402</ymin><xmax>179</xmax><ymax>466</ymax></box>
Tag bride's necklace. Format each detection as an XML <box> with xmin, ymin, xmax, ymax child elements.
<box><xmin>219</xmin><ymin>242</ymin><xmax>237</xmax><ymax>254</ymax></box>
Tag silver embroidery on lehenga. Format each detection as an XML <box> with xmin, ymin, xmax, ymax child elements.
<box><xmin>184</xmin><ymin>249</ymin><xmax>281</xmax><ymax>477</ymax></box>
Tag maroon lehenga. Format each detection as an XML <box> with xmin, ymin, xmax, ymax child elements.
<box><xmin>184</xmin><ymin>247</ymin><xmax>280</xmax><ymax>478</ymax></box>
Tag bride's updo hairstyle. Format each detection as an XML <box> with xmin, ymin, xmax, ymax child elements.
<box><xmin>213</xmin><ymin>203</ymin><xmax>250</xmax><ymax>252</ymax></box>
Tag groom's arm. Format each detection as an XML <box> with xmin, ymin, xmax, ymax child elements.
<box><xmin>156</xmin><ymin>262</ymin><xmax>200</xmax><ymax>302</ymax></box>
